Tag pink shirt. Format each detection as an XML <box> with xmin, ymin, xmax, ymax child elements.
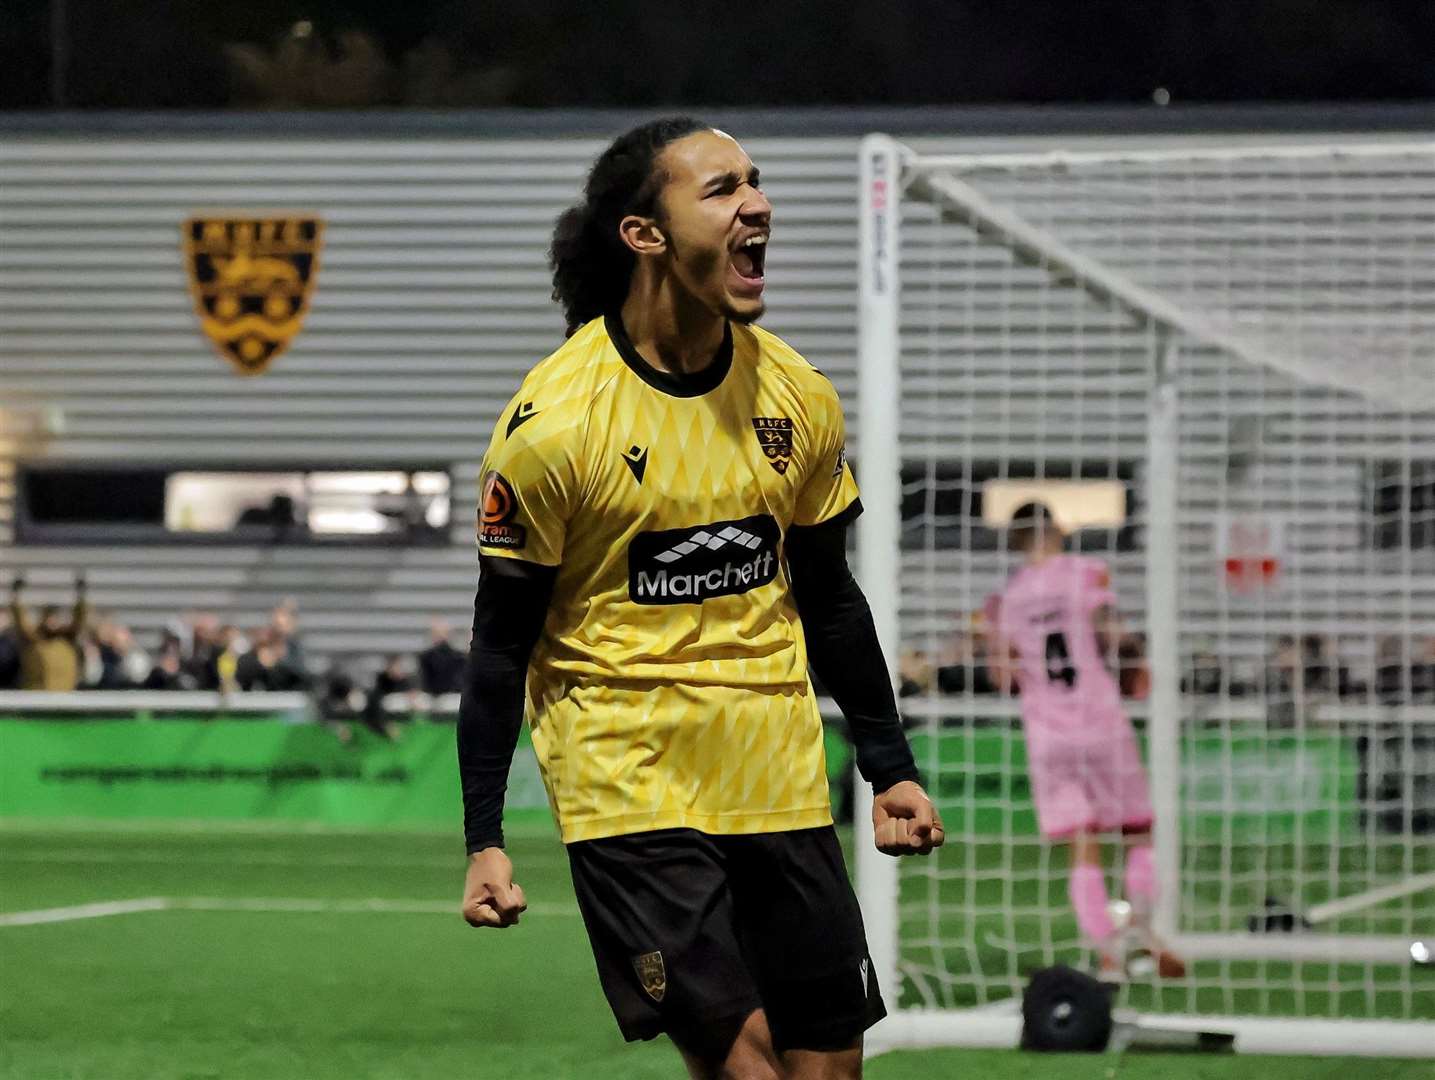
<box><xmin>997</xmin><ymin>554</ymin><xmax>1123</xmax><ymax>742</ymax></box>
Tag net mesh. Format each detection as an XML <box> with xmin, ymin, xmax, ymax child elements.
<box><xmin>888</xmin><ymin>143</ymin><xmax>1435</xmax><ymax>1025</ymax></box>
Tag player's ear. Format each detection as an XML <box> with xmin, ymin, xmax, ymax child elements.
<box><xmin>618</xmin><ymin>214</ymin><xmax>667</xmax><ymax>259</ymax></box>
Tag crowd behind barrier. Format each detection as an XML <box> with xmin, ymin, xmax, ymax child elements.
<box><xmin>6</xmin><ymin>574</ymin><xmax>1435</xmax><ymax>732</ymax></box>
<box><xmin>898</xmin><ymin>611</ymin><xmax>1435</xmax><ymax>714</ymax></box>
<box><xmin>2</xmin><ymin>574</ymin><xmax>467</xmax><ymax>740</ymax></box>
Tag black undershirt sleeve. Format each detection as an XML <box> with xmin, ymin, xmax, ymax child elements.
<box><xmin>785</xmin><ymin>505</ymin><xmax>921</xmax><ymax>794</ymax></box>
<box><xmin>457</xmin><ymin>555</ymin><xmax>556</xmax><ymax>854</ymax></box>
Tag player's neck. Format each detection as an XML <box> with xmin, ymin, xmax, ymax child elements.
<box><xmin>620</xmin><ymin>280</ymin><xmax>726</xmax><ymax>377</ymax></box>
<box><xmin>1026</xmin><ymin>544</ymin><xmax>1063</xmax><ymax>566</ymax></box>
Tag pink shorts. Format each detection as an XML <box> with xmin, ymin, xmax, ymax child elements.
<box><xmin>1026</xmin><ymin>728</ymin><xmax>1153</xmax><ymax>840</ymax></box>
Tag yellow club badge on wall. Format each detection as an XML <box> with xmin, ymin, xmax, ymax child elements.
<box><xmin>183</xmin><ymin>216</ymin><xmax>324</xmax><ymax>375</ymax></box>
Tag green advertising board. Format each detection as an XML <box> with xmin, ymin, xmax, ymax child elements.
<box><xmin>0</xmin><ymin>719</ymin><xmax>481</xmax><ymax>829</ymax></box>
<box><xmin>0</xmin><ymin>718</ymin><xmax>856</xmax><ymax>832</ymax></box>
<box><xmin>909</xmin><ymin>725</ymin><xmax>1358</xmax><ymax>841</ymax></box>
<box><xmin>1</xmin><ymin>717</ymin><xmax>1354</xmax><ymax>841</ymax></box>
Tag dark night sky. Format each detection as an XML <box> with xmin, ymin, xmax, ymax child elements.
<box><xmin>4</xmin><ymin>0</ymin><xmax>1435</xmax><ymax>109</ymax></box>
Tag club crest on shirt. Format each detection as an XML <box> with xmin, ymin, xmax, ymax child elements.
<box><xmin>633</xmin><ymin>951</ymin><xmax>667</xmax><ymax>1002</ymax></box>
<box><xmin>478</xmin><ymin>471</ymin><xmax>527</xmax><ymax>549</ymax></box>
<box><xmin>751</xmin><ymin>417</ymin><xmax>794</xmax><ymax>475</ymax></box>
<box><xmin>183</xmin><ymin>216</ymin><xmax>323</xmax><ymax>375</ymax></box>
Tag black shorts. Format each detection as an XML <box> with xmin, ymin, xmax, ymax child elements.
<box><xmin>566</xmin><ymin>825</ymin><xmax>885</xmax><ymax>1051</ymax></box>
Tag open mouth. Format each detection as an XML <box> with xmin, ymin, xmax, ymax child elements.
<box><xmin>730</xmin><ymin>233</ymin><xmax>768</xmax><ymax>289</ymax></box>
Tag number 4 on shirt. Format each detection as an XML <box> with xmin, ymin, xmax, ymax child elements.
<box><xmin>1044</xmin><ymin>631</ymin><xmax>1077</xmax><ymax>688</ymax></box>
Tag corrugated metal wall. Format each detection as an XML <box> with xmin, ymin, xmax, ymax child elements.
<box><xmin>0</xmin><ymin>133</ymin><xmax>870</xmax><ymax>659</ymax></box>
<box><xmin>3</xmin><ymin>122</ymin><xmax>1431</xmax><ymax>670</ymax></box>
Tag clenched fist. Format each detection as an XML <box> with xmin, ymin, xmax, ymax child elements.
<box><xmin>461</xmin><ymin>847</ymin><xmax>528</xmax><ymax>929</ymax></box>
<box><xmin>873</xmin><ymin>780</ymin><xmax>945</xmax><ymax>856</ymax></box>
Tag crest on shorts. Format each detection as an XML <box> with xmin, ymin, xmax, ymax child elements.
<box><xmin>183</xmin><ymin>216</ymin><xmax>324</xmax><ymax>375</ymax></box>
<box><xmin>752</xmin><ymin>417</ymin><xmax>794</xmax><ymax>475</ymax></box>
<box><xmin>632</xmin><ymin>950</ymin><xmax>667</xmax><ymax>1002</ymax></box>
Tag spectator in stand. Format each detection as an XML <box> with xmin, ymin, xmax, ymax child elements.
<box><xmin>1266</xmin><ymin>635</ymin><xmax>1301</xmax><ymax>702</ymax></box>
<box><xmin>78</xmin><ymin>625</ymin><xmax>103</xmax><ymax>688</ymax></box>
<box><xmin>372</xmin><ymin>653</ymin><xmax>415</xmax><ymax>701</ymax></box>
<box><xmin>366</xmin><ymin>654</ymin><xmax>416</xmax><ymax>738</ymax></box>
<box><xmin>982</xmin><ymin>593</ymin><xmax>1018</xmax><ymax>697</ymax></box>
<box><xmin>1265</xmin><ymin>633</ymin><xmax>1361</xmax><ymax>724</ymax></box>
<box><xmin>1183</xmin><ymin>644</ymin><xmax>1224</xmax><ymax>696</ymax></box>
<box><xmin>1377</xmin><ymin>634</ymin><xmax>1435</xmax><ymax>703</ymax></box>
<box><xmin>1116</xmin><ymin>632</ymin><xmax>1151</xmax><ymax>700</ymax></box>
<box><xmin>1413</xmin><ymin>636</ymin><xmax>1435</xmax><ymax>702</ymax></box>
<box><xmin>268</xmin><ymin>600</ymin><xmax>307</xmax><ymax>677</ymax></box>
<box><xmin>1297</xmin><ymin>633</ymin><xmax>1359</xmax><ymax>698</ymax></box>
<box><xmin>144</xmin><ymin>635</ymin><xmax>195</xmax><ymax>691</ymax></box>
<box><xmin>0</xmin><ymin>608</ymin><xmax>20</xmax><ymax>690</ymax></box>
<box><xmin>9</xmin><ymin>573</ymin><xmax>89</xmax><ymax>691</ymax></box>
<box><xmin>235</xmin><ymin>629</ymin><xmax>307</xmax><ymax>692</ymax></box>
<box><xmin>895</xmin><ymin>608</ymin><xmax>1005</xmax><ymax>698</ymax></box>
<box><xmin>92</xmin><ymin>620</ymin><xmax>152</xmax><ymax>689</ymax></box>
<box><xmin>937</xmin><ymin>625</ymin><xmax>999</xmax><ymax>696</ymax></box>
<box><xmin>236</xmin><ymin>493</ymin><xmax>303</xmax><ymax>541</ymax></box>
<box><xmin>213</xmin><ymin>624</ymin><xmax>248</xmax><ymax>693</ymax></box>
<box><xmin>1300</xmin><ymin>634</ymin><xmax>1327</xmax><ymax>696</ymax></box>
<box><xmin>320</xmin><ymin>666</ymin><xmax>367</xmax><ymax>719</ymax></box>
<box><xmin>184</xmin><ymin>613</ymin><xmax>223</xmax><ymax>690</ymax></box>
<box><xmin>896</xmin><ymin>648</ymin><xmax>934</xmax><ymax>698</ymax></box>
<box><xmin>418</xmin><ymin>619</ymin><xmax>465</xmax><ymax>697</ymax></box>
<box><xmin>1374</xmin><ymin>634</ymin><xmax>1406</xmax><ymax>703</ymax></box>
<box><xmin>317</xmin><ymin>665</ymin><xmax>368</xmax><ymax>744</ymax></box>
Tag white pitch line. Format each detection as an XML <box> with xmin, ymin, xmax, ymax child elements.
<box><xmin>0</xmin><ymin>895</ymin><xmax>580</xmax><ymax>927</ymax></box>
<box><xmin>176</xmin><ymin>897</ymin><xmax>458</xmax><ymax>915</ymax></box>
<box><xmin>0</xmin><ymin>896</ymin><xmax>170</xmax><ymax>927</ymax></box>
<box><xmin>173</xmin><ymin>896</ymin><xmax>580</xmax><ymax>918</ymax></box>
<box><xmin>0</xmin><ymin>817</ymin><xmax>471</xmax><ymax>839</ymax></box>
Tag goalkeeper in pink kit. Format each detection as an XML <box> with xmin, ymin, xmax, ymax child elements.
<box><xmin>988</xmin><ymin>502</ymin><xmax>1184</xmax><ymax>980</ymax></box>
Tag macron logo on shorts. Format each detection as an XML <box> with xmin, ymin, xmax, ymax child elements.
<box><xmin>628</xmin><ymin>514</ymin><xmax>780</xmax><ymax>605</ymax></box>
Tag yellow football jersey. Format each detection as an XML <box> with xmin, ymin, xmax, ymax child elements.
<box><xmin>477</xmin><ymin>313</ymin><xmax>860</xmax><ymax>843</ymax></box>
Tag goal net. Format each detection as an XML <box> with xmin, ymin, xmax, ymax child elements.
<box><xmin>854</xmin><ymin>135</ymin><xmax>1435</xmax><ymax>1056</ymax></box>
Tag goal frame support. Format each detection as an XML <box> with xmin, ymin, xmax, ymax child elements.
<box><xmin>869</xmin><ymin>1010</ymin><xmax>1435</xmax><ymax>1059</ymax></box>
<box><xmin>854</xmin><ymin>133</ymin><xmax>1434</xmax><ymax>1058</ymax></box>
<box><xmin>855</xmin><ymin>133</ymin><xmax>904</xmax><ymax>1016</ymax></box>
<box><xmin>1145</xmin><ymin>335</ymin><xmax>1183</xmax><ymax>942</ymax></box>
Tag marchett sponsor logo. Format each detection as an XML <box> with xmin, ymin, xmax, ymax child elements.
<box><xmin>629</xmin><ymin>514</ymin><xmax>780</xmax><ymax>605</ymax></box>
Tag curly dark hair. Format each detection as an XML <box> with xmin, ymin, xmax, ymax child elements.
<box><xmin>549</xmin><ymin>116</ymin><xmax>708</xmax><ymax>335</ymax></box>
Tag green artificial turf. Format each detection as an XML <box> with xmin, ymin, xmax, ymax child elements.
<box><xmin>1</xmin><ymin>821</ymin><xmax>1428</xmax><ymax>1080</ymax></box>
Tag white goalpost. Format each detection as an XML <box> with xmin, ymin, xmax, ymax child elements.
<box><xmin>856</xmin><ymin>134</ymin><xmax>1435</xmax><ymax>1056</ymax></box>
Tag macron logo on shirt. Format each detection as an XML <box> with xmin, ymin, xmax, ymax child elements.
<box><xmin>628</xmin><ymin>515</ymin><xmax>780</xmax><ymax>605</ymax></box>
